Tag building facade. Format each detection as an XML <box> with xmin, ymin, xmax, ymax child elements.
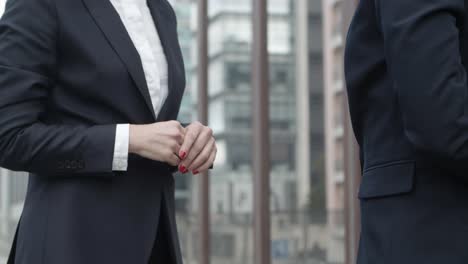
<box><xmin>178</xmin><ymin>0</ymin><xmax>347</xmax><ymax>263</ymax></box>
<box><xmin>322</xmin><ymin>0</ymin><xmax>348</xmax><ymax>262</ymax></box>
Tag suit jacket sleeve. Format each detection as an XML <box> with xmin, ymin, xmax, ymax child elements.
<box><xmin>377</xmin><ymin>0</ymin><xmax>468</xmax><ymax>166</ymax></box>
<box><xmin>0</xmin><ymin>0</ymin><xmax>116</xmax><ymax>176</ymax></box>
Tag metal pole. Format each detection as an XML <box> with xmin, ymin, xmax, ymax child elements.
<box><xmin>252</xmin><ymin>0</ymin><xmax>271</xmax><ymax>263</ymax></box>
<box><xmin>342</xmin><ymin>1</ymin><xmax>360</xmax><ymax>263</ymax></box>
<box><xmin>343</xmin><ymin>93</ymin><xmax>360</xmax><ymax>264</ymax></box>
<box><xmin>197</xmin><ymin>0</ymin><xmax>210</xmax><ymax>263</ymax></box>
<box><xmin>295</xmin><ymin>0</ymin><xmax>311</xmax><ymax>210</ymax></box>
<box><xmin>295</xmin><ymin>1</ymin><xmax>310</xmax><ymax>262</ymax></box>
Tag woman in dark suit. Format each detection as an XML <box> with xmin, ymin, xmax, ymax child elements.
<box><xmin>0</xmin><ymin>0</ymin><xmax>217</xmax><ymax>263</ymax></box>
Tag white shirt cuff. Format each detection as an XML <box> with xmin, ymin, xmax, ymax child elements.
<box><xmin>112</xmin><ymin>124</ymin><xmax>130</xmax><ymax>171</ymax></box>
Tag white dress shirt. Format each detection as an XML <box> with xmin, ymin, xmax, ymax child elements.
<box><xmin>110</xmin><ymin>0</ymin><xmax>169</xmax><ymax>171</ymax></box>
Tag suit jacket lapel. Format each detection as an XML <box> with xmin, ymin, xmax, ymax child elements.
<box><xmin>147</xmin><ymin>0</ymin><xmax>178</xmax><ymax>122</ymax></box>
<box><xmin>82</xmin><ymin>0</ymin><xmax>157</xmax><ymax>120</ymax></box>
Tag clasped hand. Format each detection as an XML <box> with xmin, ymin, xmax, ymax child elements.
<box><xmin>129</xmin><ymin>121</ymin><xmax>217</xmax><ymax>174</ymax></box>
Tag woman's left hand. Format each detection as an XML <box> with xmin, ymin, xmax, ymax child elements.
<box><xmin>178</xmin><ymin>121</ymin><xmax>217</xmax><ymax>174</ymax></box>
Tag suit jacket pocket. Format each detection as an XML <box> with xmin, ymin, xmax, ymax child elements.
<box><xmin>358</xmin><ymin>161</ymin><xmax>415</xmax><ymax>199</ymax></box>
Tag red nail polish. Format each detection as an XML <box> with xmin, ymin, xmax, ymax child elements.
<box><xmin>193</xmin><ymin>170</ymin><xmax>199</xmax><ymax>175</ymax></box>
<box><xmin>180</xmin><ymin>151</ymin><xmax>187</xmax><ymax>159</ymax></box>
<box><xmin>179</xmin><ymin>165</ymin><xmax>186</xmax><ymax>173</ymax></box>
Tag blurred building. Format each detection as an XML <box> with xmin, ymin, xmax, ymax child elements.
<box><xmin>202</xmin><ymin>0</ymin><xmax>296</xmax><ymax>213</ymax></box>
<box><xmin>189</xmin><ymin>1</ymin><xmax>299</xmax><ymax>263</ymax></box>
<box><xmin>323</xmin><ymin>0</ymin><xmax>345</xmax><ymax>215</ymax></box>
<box><xmin>179</xmin><ymin>0</ymin><xmax>346</xmax><ymax>263</ymax></box>
<box><xmin>322</xmin><ymin>0</ymin><xmax>347</xmax><ymax>262</ymax></box>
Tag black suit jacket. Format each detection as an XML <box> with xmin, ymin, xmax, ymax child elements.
<box><xmin>346</xmin><ymin>0</ymin><xmax>468</xmax><ymax>263</ymax></box>
<box><xmin>0</xmin><ymin>0</ymin><xmax>186</xmax><ymax>263</ymax></box>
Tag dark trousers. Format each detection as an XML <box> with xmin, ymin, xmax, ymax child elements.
<box><xmin>148</xmin><ymin>203</ymin><xmax>176</xmax><ymax>264</ymax></box>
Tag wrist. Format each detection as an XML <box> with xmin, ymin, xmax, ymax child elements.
<box><xmin>128</xmin><ymin>124</ymin><xmax>142</xmax><ymax>154</ymax></box>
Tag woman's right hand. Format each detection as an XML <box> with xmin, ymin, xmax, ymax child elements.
<box><xmin>129</xmin><ymin>121</ymin><xmax>185</xmax><ymax>166</ymax></box>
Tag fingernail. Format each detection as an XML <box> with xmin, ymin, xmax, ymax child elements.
<box><xmin>183</xmin><ymin>168</ymin><xmax>189</xmax><ymax>173</ymax></box>
<box><xmin>179</xmin><ymin>165</ymin><xmax>186</xmax><ymax>173</ymax></box>
<box><xmin>180</xmin><ymin>151</ymin><xmax>187</xmax><ymax>159</ymax></box>
<box><xmin>193</xmin><ymin>170</ymin><xmax>199</xmax><ymax>175</ymax></box>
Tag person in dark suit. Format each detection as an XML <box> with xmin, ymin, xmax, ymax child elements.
<box><xmin>345</xmin><ymin>0</ymin><xmax>468</xmax><ymax>263</ymax></box>
<box><xmin>0</xmin><ymin>0</ymin><xmax>217</xmax><ymax>263</ymax></box>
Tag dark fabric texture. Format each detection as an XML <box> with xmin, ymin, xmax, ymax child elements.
<box><xmin>345</xmin><ymin>0</ymin><xmax>468</xmax><ymax>263</ymax></box>
<box><xmin>0</xmin><ymin>0</ymin><xmax>186</xmax><ymax>263</ymax></box>
<box><xmin>148</xmin><ymin>195</ymin><xmax>177</xmax><ymax>264</ymax></box>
